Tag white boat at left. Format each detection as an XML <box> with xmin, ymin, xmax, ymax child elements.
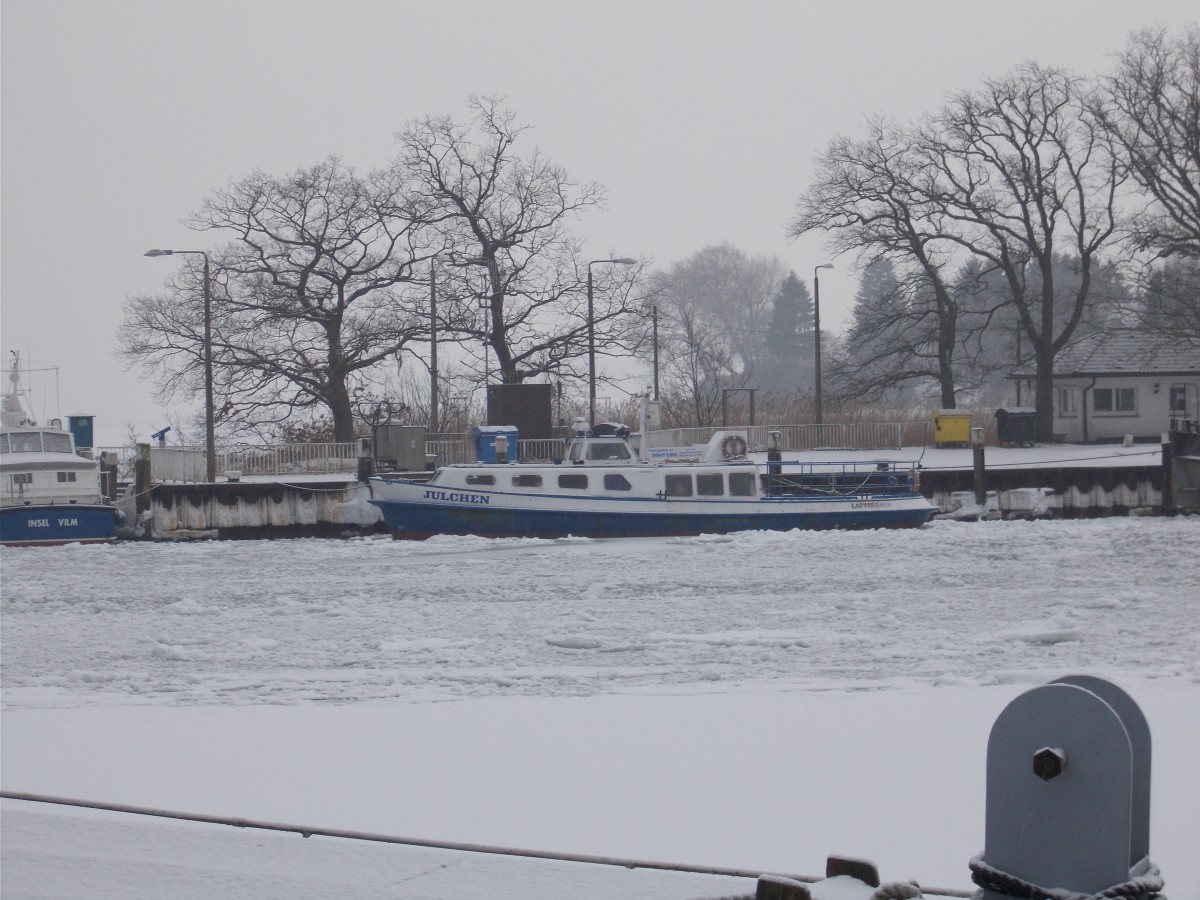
<box><xmin>1</xmin><ymin>353</ymin><xmax>119</xmax><ymax>546</ymax></box>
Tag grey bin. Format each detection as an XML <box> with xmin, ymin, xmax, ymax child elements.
<box><xmin>995</xmin><ymin>407</ymin><xmax>1037</xmax><ymax>447</ymax></box>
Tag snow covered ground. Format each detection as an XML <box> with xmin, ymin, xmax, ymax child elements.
<box><xmin>2</xmin><ymin>517</ymin><xmax>1198</xmax><ymax>897</ymax></box>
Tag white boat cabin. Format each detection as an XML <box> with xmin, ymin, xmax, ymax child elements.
<box><xmin>1</xmin><ymin>423</ymin><xmax>105</xmax><ymax>508</ymax></box>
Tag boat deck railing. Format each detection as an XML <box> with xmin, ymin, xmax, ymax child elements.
<box><xmin>762</xmin><ymin>459</ymin><xmax>920</xmax><ymax>498</ymax></box>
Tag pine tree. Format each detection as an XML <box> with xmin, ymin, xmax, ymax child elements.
<box><xmin>759</xmin><ymin>272</ymin><xmax>815</xmax><ymax>392</ymax></box>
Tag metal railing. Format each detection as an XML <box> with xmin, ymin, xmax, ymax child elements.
<box><xmin>640</xmin><ymin>423</ymin><xmax>903</xmax><ymax>452</ymax></box>
<box><xmin>426</xmin><ymin>434</ymin><xmax>471</xmax><ymax>466</ymax></box>
<box><xmin>95</xmin><ymin>422</ymin><xmax>905</xmax><ymax>484</ymax></box>
<box><xmin>95</xmin><ymin>443</ymin><xmax>362</xmax><ymax>483</ymax></box>
<box><xmin>516</xmin><ymin>438</ymin><xmax>567</xmax><ymax>462</ymax></box>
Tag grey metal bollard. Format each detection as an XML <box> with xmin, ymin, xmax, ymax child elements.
<box><xmin>972</xmin><ymin>676</ymin><xmax>1162</xmax><ymax>898</ymax></box>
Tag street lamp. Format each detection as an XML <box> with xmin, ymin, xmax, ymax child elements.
<box><xmin>145</xmin><ymin>248</ymin><xmax>216</xmax><ymax>483</ymax></box>
<box><xmin>813</xmin><ymin>263</ymin><xmax>834</xmax><ymax>426</ymax></box>
<box><xmin>429</xmin><ymin>260</ymin><xmax>439</xmax><ymax>434</ymax></box>
<box><xmin>587</xmin><ymin>257</ymin><xmax>636</xmax><ymax>428</ymax></box>
<box><xmin>651</xmin><ymin>304</ymin><xmax>660</xmax><ymax>401</ymax></box>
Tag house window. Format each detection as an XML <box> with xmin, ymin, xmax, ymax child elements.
<box><xmin>729</xmin><ymin>472</ymin><xmax>757</xmax><ymax>496</ymax></box>
<box><xmin>696</xmin><ymin>473</ymin><xmax>724</xmax><ymax>496</ymax></box>
<box><xmin>1056</xmin><ymin>387</ymin><xmax>1079</xmax><ymax>417</ymax></box>
<box><xmin>664</xmin><ymin>474</ymin><xmax>693</xmax><ymax>497</ymax></box>
<box><xmin>557</xmin><ymin>473</ymin><xmax>588</xmax><ymax>490</ymax></box>
<box><xmin>57</xmin><ymin>471</ymin><xmax>77</xmax><ymax>483</ymax></box>
<box><xmin>1093</xmin><ymin>387</ymin><xmax>1136</xmax><ymax>414</ymax></box>
<box><xmin>512</xmin><ymin>474</ymin><xmax>542</xmax><ymax>487</ymax></box>
<box><xmin>603</xmin><ymin>474</ymin><xmax>632</xmax><ymax>491</ymax></box>
<box><xmin>1169</xmin><ymin>384</ymin><xmax>1198</xmax><ymax>419</ymax></box>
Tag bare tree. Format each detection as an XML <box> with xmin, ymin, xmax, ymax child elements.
<box><xmin>647</xmin><ymin>245</ymin><xmax>784</xmax><ymax>425</ymax></box>
<box><xmin>1136</xmin><ymin>256</ymin><xmax>1200</xmax><ymax>340</ymax></box>
<box><xmin>920</xmin><ymin>64</ymin><xmax>1122</xmax><ymax>440</ymax></box>
<box><xmin>393</xmin><ymin>97</ymin><xmax>645</xmax><ymax>391</ymax></box>
<box><xmin>121</xmin><ymin>157</ymin><xmax>434</xmax><ymax>442</ymax></box>
<box><xmin>652</xmin><ymin>286</ymin><xmax>741</xmax><ymax>427</ymax></box>
<box><xmin>791</xmin><ymin>116</ymin><xmax>967</xmax><ymax>408</ymax></box>
<box><xmin>1100</xmin><ymin>26</ymin><xmax>1200</xmax><ymax>259</ymax></box>
<box><xmin>826</xmin><ymin>259</ymin><xmax>981</xmax><ymax>406</ymax></box>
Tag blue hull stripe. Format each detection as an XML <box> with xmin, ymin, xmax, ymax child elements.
<box><xmin>1</xmin><ymin>505</ymin><xmax>119</xmax><ymax>546</ymax></box>
<box><xmin>370</xmin><ymin>499</ymin><xmax>934</xmax><ymax>539</ymax></box>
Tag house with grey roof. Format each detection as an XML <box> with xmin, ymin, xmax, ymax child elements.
<box><xmin>1013</xmin><ymin>331</ymin><xmax>1200</xmax><ymax>443</ymax></box>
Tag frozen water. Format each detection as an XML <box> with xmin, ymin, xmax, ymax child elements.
<box><xmin>2</xmin><ymin>517</ymin><xmax>1198</xmax><ymax>897</ymax></box>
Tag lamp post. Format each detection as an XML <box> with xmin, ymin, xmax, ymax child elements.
<box><xmin>813</xmin><ymin>263</ymin><xmax>834</xmax><ymax>426</ymax></box>
<box><xmin>587</xmin><ymin>257</ymin><xmax>636</xmax><ymax>428</ymax></box>
<box><xmin>429</xmin><ymin>260</ymin><xmax>439</xmax><ymax>434</ymax></box>
<box><xmin>651</xmin><ymin>304</ymin><xmax>660</xmax><ymax>401</ymax></box>
<box><xmin>145</xmin><ymin>248</ymin><xmax>216</xmax><ymax>483</ymax></box>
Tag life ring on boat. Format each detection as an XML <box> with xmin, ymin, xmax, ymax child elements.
<box><xmin>720</xmin><ymin>434</ymin><xmax>748</xmax><ymax>458</ymax></box>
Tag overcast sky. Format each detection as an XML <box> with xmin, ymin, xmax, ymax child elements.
<box><xmin>2</xmin><ymin>0</ymin><xmax>1195</xmax><ymax>445</ymax></box>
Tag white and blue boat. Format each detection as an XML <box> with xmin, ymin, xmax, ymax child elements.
<box><xmin>369</xmin><ymin>425</ymin><xmax>936</xmax><ymax>540</ymax></box>
<box><xmin>1</xmin><ymin>354</ymin><xmax>119</xmax><ymax>546</ymax></box>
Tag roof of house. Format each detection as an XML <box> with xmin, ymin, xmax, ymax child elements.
<box><xmin>1013</xmin><ymin>330</ymin><xmax>1200</xmax><ymax>377</ymax></box>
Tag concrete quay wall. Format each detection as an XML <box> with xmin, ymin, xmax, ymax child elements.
<box><xmin>122</xmin><ymin>479</ymin><xmax>383</xmax><ymax>541</ymax></box>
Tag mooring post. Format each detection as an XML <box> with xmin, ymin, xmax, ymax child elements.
<box><xmin>973</xmin><ymin>676</ymin><xmax>1161</xmax><ymax>898</ymax></box>
<box><xmin>134</xmin><ymin>442</ymin><xmax>151</xmax><ymax>516</ymax></box>
<box><xmin>971</xmin><ymin>427</ymin><xmax>986</xmax><ymax>506</ymax></box>
<box><xmin>1161</xmin><ymin>432</ymin><xmax>1174</xmax><ymax>513</ymax></box>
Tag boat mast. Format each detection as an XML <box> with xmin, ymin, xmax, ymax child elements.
<box><xmin>2</xmin><ymin>351</ymin><xmax>34</xmax><ymax>428</ymax></box>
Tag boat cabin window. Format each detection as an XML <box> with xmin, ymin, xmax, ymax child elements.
<box><xmin>57</xmin><ymin>471</ymin><xmax>78</xmax><ymax>483</ymax></box>
<box><xmin>466</xmin><ymin>474</ymin><xmax>496</xmax><ymax>485</ymax></box>
<box><xmin>9</xmin><ymin>432</ymin><xmax>43</xmax><ymax>453</ymax></box>
<box><xmin>604</xmin><ymin>474</ymin><xmax>632</xmax><ymax>491</ymax></box>
<box><xmin>696</xmin><ymin>473</ymin><xmax>723</xmax><ymax>496</ymax></box>
<box><xmin>512</xmin><ymin>474</ymin><xmax>543</xmax><ymax>487</ymax></box>
<box><xmin>664</xmin><ymin>474</ymin><xmax>693</xmax><ymax>497</ymax></box>
<box><xmin>43</xmin><ymin>433</ymin><xmax>72</xmax><ymax>453</ymax></box>
<box><xmin>587</xmin><ymin>441</ymin><xmax>631</xmax><ymax>461</ymax></box>
<box><xmin>729</xmin><ymin>472</ymin><xmax>756</xmax><ymax>497</ymax></box>
<box><xmin>558</xmin><ymin>473</ymin><xmax>588</xmax><ymax>490</ymax></box>
<box><xmin>11</xmin><ymin>473</ymin><xmax>33</xmax><ymax>486</ymax></box>
<box><xmin>0</xmin><ymin>434</ymin><xmax>8</xmax><ymax>453</ymax></box>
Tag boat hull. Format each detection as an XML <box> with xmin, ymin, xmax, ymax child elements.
<box><xmin>370</xmin><ymin>487</ymin><xmax>935</xmax><ymax>540</ymax></box>
<box><xmin>1</xmin><ymin>504</ymin><xmax>119</xmax><ymax>546</ymax></box>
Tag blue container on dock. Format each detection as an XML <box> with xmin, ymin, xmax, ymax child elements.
<box><xmin>67</xmin><ymin>415</ymin><xmax>95</xmax><ymax>450</ymax></box>
<box><xmin>472</xmin><ymin>426</ymin><xmax>519</xmax><ymax>463</ymax></box>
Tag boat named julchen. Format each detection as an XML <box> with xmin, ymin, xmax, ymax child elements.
<box><xmin>369</xmin><ymin>423</ymin><xmax>937</xmax><ymax>540</ymax></box>
<box><xmin>1</xmin><ymin>353</ymin><xmax>120</xmax><ymax>546</ymax></box>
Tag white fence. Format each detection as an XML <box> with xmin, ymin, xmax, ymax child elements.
<box><xmin>92</xmin><ymin>443</ymin><xmax>363</xmax><ymax>483</ymax></box>
<box><xmin>640</xmin><ymin>423</ymin><xmax>903</xmax><ymax>452</ymax></box>
<box><xmin>97</xmin><ymin>423</ymin><xmax>904</xmax><ymax>484</ymax></box>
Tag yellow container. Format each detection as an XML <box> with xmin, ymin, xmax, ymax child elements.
<box><xmin>932</xmin><ymin>410</ymin><xmax>972</xmax><ymax>447</ymax></box>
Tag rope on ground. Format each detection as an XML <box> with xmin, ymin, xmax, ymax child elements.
<box><xmin>920</xmin><ymin>449</ymin><xmax>1162</xmax><ymax>472</ymax></box>
<box><xmin>0</xmin><ymin>791</ymin><xmax>803</xmax><ymax>881</ymax></box>
<box><xmin>969</xmin><ymin>853</ymin><xmax>1164</xmax><ymax>900</ymax></box>
<box><xmin>1</xmin><ymin>791</ymin><xmax>974</xmax><ymax>896</ymax></box>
